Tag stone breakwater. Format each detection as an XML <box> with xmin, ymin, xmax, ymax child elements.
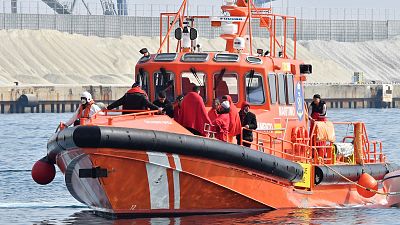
<box><xmin>0</xmin><ymin>84</ymin><xmax>398</xmax><ymax>113</ymax></box>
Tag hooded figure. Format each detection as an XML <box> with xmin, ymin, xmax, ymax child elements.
<box><xmin>64</xmin><ymin>91</ymin><xmax>102</xmax><ymax>126</ymax></box>
<box><xmin>212</xmin><ymin>100</ymin><xmax>230</xmax><ymax>142</ymax></box>
<box><xmin>178</xmin><ymin>86</ymin><xmax>211</xmax><ymax>136</ymax></box>
<box><xmin>222</xmin><ymin>95</ymin><xmax>242</xmax><ymax>140</ymax></box>
<box><xmin>107</xmin><ymin>82</ymin><xmax>159</xmax><ymax>114</ymax></box>
<box><xmin>237</xmin><ymin>101</ymin><xmax>257</xmax><ymax>147</ymax></box>
<box><xmin>208</xmin><ymin>98</ymin><xmax>220</xmax><ymax>122</ymax></box>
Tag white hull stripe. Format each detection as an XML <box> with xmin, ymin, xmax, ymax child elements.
<box><xmin>172</xmin><ymin>154</ymin><xmax>181</xmax><ymax>209</ymax></box>
<box><xmin>172</xmin><ymin>154</ymin><xmax>182</xmax><ymax>171</ymax></box>
<box><xmin>146</xmin><ymin>152</ymin><xmax>170</xmax><ymax>209</ymax></box>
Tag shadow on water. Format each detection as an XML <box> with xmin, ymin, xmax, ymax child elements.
<box><xmin>36</xmin><ymin>207</ymin><xmax>399</xmax><ymax>225</ymax></box>
<box><xmin>34</xmin><ymin>208</ymin><xmax>399</xmax><ymax>225</ymax></box>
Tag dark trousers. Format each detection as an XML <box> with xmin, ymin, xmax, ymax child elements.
<box><xmin>236</xmin><ymin>134</ymin><xmax>251</xmax><ymax>147</ymax></box>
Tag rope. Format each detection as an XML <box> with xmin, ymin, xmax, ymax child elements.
<box><xmin>318</xmin><ymin>157</ymin><xmax>400</xmax><ymax>196</ymax></box>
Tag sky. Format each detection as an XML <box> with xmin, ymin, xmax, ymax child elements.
<box><xmin>130</xmin><ymin>0</ymin><xmax>400</xmax><ymax>9</ymax></box>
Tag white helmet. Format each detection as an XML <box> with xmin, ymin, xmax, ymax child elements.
<box><xmin>81</xmin><ymin>91</ymin><xmax>93</xmax><ymax>102</ymax></box>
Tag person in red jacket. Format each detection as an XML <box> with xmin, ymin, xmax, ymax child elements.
<box><xmin>178</xmin><ymin>86</ymin><xmax>211</xmax><ymax>136</ymax></box>
<box><xmin>212</xmin><ymin>100</ymin><xmax>230</xmax><ymax>142</ymax></box>
<box><xmin>222</xmin><ymin>95</ymin><xmax>242</xmax><ymax>142</ymax></box>
<box><xmin>208</xmin><ymin>98</ymin><xmax>220</xmax><ymax>122</ymax></box>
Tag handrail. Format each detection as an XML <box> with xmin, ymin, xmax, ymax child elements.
<box><xmin>245</xmin><ymin>121</ymin><xmax>386</xmax><ymax>165</ymax></box>
<box><xmin>85</xmin><ymin>109</ymin><xmax>159</xmax><ymax>126</ymax></box>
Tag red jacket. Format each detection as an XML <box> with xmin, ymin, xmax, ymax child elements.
<box><xmin>208</xmin><ymin>109</ymin><xmax>218</xmax><ymax>122</ymax></box>
<box><xmin>212</xmin><ymin>113</ymin><xmax>230</xmax><ymax>142</ymax></box>
<box><xmin>225</xmin><ymin>95</ymin><xmax>242</xmax><ymax>136</ymax></box>
<box><xmin>178</xmin><ymin>92</ymin><xmax>211</xmax><ymax>136</ymax></box>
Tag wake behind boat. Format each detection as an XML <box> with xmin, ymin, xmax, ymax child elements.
<box><xmin>32</xmin><ymin>0</ymin><xmax>400</xmax><ymax>217</ymax></box>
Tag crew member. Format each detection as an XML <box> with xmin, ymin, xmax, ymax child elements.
<box><xmin>178</xmin><ymin>86</ymin><xmax>211</xmax><ymax>136</ymax></box>
<box><xmin>64</xmin><ymin>91</ymin><xmax>102</xmax><ymax>126</ymax></box>
<box><xmin>106</xmin><ymin>82</ymin><xmax>161</xmax><ymax>114</ymax></box>
<box><xmin>211</xmin><ymin>100</ymin><xmax>230</xmax><ymax>142</ymax></box>
<box><xmin>237</xmin><ymin>101</ymin><xmax>257</xmax><ymax>147</ymax></box>
<box><xmin>222</xmin><ymin>95</ymin><xmax>242</xmax><ymax>142</ymax></box>
<box><xmin>153</xmin><ymin>91</ymin><xmax>174</xmax><ymax>118</ymax></box>
<box><xmin>309</xmin><ymin>94</ymin><xmax>327</xmax><ymax>122</ymax></box>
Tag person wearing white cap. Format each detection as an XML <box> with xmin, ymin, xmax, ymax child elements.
<box><xmin>211</xmin><ymin>100</ymin><xmax>231</xmax><ymax>142</ymax></box>
<box><xmin>64</xmin><ymin>91</ymin><xmax>102</xmax><ymax>127</ymax></box>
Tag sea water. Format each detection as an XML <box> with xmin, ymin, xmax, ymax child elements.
<box><xmin>1</xmin><ymin>109</ymin><xmax>400</xmax><ymax>224</ymax></box>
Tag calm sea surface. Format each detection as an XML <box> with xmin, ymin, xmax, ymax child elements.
<box><xmin>1</xmin><ymin>109</ymin><xmax>400</xmax><ymax>225</ymax></box>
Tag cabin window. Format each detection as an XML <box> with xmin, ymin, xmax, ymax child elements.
<box><xmin>214</xmin><ymin>71</ymin><xmax>238</xmax><ymax>103</ymax></box>
<box><xmin>181</xmin><ymin>53</ymin><xmax>209</xmax><ymax>62</ymax></box>
<box><xmin>136</xmin><ymin>69</ymin><xmax>149</xmax><ymax>94</ymax></box>
<box><xmin>214</xmin><ymin>54</ymin><xmax>240</xmax><ymax>62</ymax></box>
<box><xmin>286</xmin><ymin>74</ymin><xmax>295</xmax><ymax>104</ymax></box>
<box><xmin>246</xmin><ymin>56</ymin><xmax>263</xmax><ymax>65</ymax></box>
<box><xmin>154</xmin><ymin>53</ymin><xmax>178</xmax><ymax>62</ymax></box>
<box><xmin>245</xmin><ymin>71</ymin><xmax>265</xmax><ymax>104</ymax></box>
<box><xmin>277</xmin><ymin>73</ymin><xmax>286</xmax><ymax>105</ymax></box>
<box><xmin>181</xmin><ymin>70</ymin><xmax>206</xmax><ymax>101</ymax></box>
<box><xmin>153</xmin><ymin>70</ymin><xmax>175</xmax><ymax>102</ymax></box>
<box><xmin>268</xmin><ymin>74</ymin><xmax>277</xmax><ymax>104</ymax></box>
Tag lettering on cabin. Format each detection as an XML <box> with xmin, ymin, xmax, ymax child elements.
<box><xmin>257</xmin><ymin>122</ymin><xmax>273</xmax><ymax>131</ymax></box>
<box><xmin>279</xmin><ymin>106</ymin><xmax>295</xmax><ymax>117</ymax></box>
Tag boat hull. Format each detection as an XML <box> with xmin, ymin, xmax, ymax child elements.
<box><xmin>48</xmin><ymin>126</ymin><xmax>395</xmax><ymax>216</ymax></box>
<box><xmin>383</xmin><ymin>170</ymin><xmax>400</xmax><ymax>207</ymax></box>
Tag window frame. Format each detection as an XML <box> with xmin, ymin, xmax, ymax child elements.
<box><xmin>244</xmin><ymin>71</ymin><xmax>266</xmax><ymax>105</ymax></box>
<box><xmin>268</xmin><ymin>73</ymin><xmax>277</xmax><ymax>104</ymax></box>
<box><xmin>213</xmin><ymin>72</ymin><xmax>239</xmax><ymax>103</ymax></box>
<box><xmin>135</xmin><ymin>69</ymin><xmax>150</xmax><ymax>95</ymax></box>
<box><xmin>286</xmin><ymin>74</ymin><xmax>295</xmax><ymax>104</ymax></box>
<box><xmin>153</xmin><ymin>70</ymin><xmax>175</xmax><ymax>103</ymax></box>
<box><xmin>180</xmin><ymin>71</ymin><xmax>207</xmax><ymax>102</ymax></box>
<box><xmin>277</xmin><ymin>73</ymin><xmax>287</xmax><ymax>105</ymax></box>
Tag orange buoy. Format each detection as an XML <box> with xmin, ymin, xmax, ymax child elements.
<box><xmin>357</xmin><ymin>173</ymin><xmax>378</xmax><ymax>198</ymax></box>
<box><xmin>31</xmin><ymin>156</ymin><xmax>56</xmax><ymax>185</ymax></box>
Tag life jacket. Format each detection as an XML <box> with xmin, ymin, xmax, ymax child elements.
<box><xmin>77</xmin><ymin>101</ymin><xmax>94</xmax><ymax>119</ymax></box>
<box><xmin>127</xmin><ymin>87</ymin><xmax>148</xmax><ymax>98</ymax></box>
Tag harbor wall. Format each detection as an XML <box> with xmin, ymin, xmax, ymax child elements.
<box><xmin>0</xmin><ymin>84</ymin><xmax>398</xmax><ymax>113</ymax></box>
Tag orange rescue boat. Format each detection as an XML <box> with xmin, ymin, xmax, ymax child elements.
<box><xmin>32</xmin><ymin>0</ymin><xmax>400</xmax><ymax>218</ymax></box>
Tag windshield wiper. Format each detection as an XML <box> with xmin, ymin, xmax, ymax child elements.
<box><xmin>190</xmin><ymin>67</ymin><xmax>202</xmax><ymax>86</ymax></box>
<box><xmin>138</xmin><ymin>68</ymin><xmax>145</xmax><ymax>85</ymax></box>
<box><xmin>160</xmin><ymin>67</ymin><xmax>168</xmax><ymax>86</ymax></box>
<box><xmin>247</xmin><ymin>69</ymin><xmax>255</xmax><ymax>95</ymax></box>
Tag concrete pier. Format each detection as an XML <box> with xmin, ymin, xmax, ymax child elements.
<box><xmin>0</xmin><ymin>84</ymin><xmax>398</xmax><ymax>114</ymax></box>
